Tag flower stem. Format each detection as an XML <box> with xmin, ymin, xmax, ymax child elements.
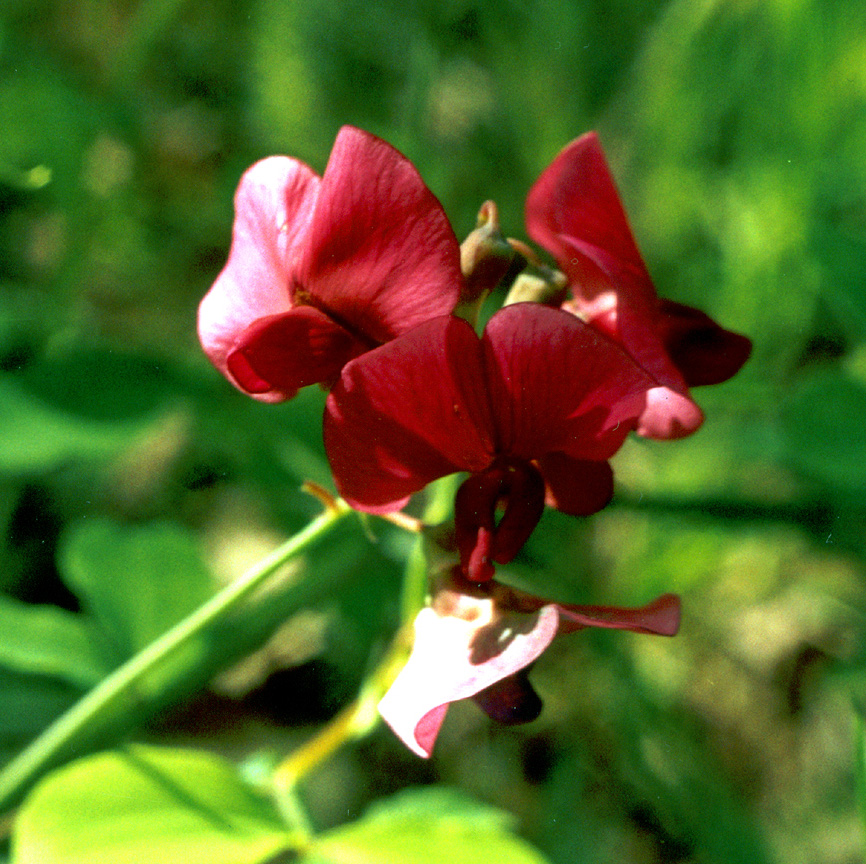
<box><xmin>271</xmin><ymin>623</ymin><xmax>413</xmax><ymax>794</ymax></box>
<box><xmin>0</xmin><ymin>498</ymin><xmax>352</xmax><ymax>814</ymax></box>
<box><xmin>269</xmin><ymin>476</ymin><xmax>460</xmax><ymax>799</ymax></box>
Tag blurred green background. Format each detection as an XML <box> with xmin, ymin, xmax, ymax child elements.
<box><xmin>2</xmin><ymin>0</ymin><xmax>866</xmax><ymax>861</ymax></box>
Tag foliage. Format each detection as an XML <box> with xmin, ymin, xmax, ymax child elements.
<box><xmin>1</xmin><ymin>0</ymin><xmax>865</xmax><ymax>862</ymax></box>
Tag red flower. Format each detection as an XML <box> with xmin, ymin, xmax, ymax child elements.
<box><xmin>525</xmin><ymin>132</ymin><xmax>751</xmax><ymax>439</ymax></box>
<box><xmin>379</xmin><ymin>574</ymin><xmax>681</xmax><ymax>758</ymax></box>
<box><xmin>324</xmin><ymin>303</ymin><xmax>656</xmax><ymax>580</ymax></box>
<box><xmin>198</xmin><ymin>126</ymin><xmax>464</xmax><ymax>402</ymax></box>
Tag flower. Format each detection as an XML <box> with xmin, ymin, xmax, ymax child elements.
<box><xmin>379</xmin><ymin>571</ymin><xmax>681</xmax><ymax>758</ymax></box>
<box><xmin>525</xmin><ymin>132</ymin><xmax>751</xmax><ymax>439</ymax></box>
<box><xmin>324</xmin><ymin>302</ymin><xmax>656</xmax><ymax>580</ymax></box>
<box><xmin>198</xmin><ymin>126</ymin><xmax>464</xmax><ymax>402</ymax></box>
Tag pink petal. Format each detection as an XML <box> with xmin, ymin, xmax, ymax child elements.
<box><xmin>638</xmin><ymin>385</ymin><xmax>705</xmax><ymax>440</ymax></box>
<box><xmin>299</xmin><ymin>126</ymin><xmax>464</xmax><ymax>345</ymax></box>
<box><xmin>557</xmin><ymin>592</ymin><xmax>681</xmax><ymax>636</ymax></box>
<box><xmin>481</xmin><ymin>304</ymin><xmax>655</xmax><ymax>461</ymax></box>
<box><xmin>323</xmin><ymin>316</ymin><xmax>496</xmax><ymax>513</ymax></box>
<box><xmin>198</xmin><ymin>156</ymin><xmax>321</xmax><ymax>402</ymax></box>
<box><xmin>378</xmin><ymin>602</ymin><xmax>561</xmax><ymax>758</ymax></box>
<box><xmin>537</xmin><ymin>453</ymin><xmax>614</xmax><ymax>516</ymax></box>
<box><xmin>226</xmin><ymin>306</ymin><xmax>368</xmax><ymax>399</ymax></box>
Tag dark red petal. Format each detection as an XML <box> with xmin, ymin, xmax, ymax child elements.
<box><xmin>225</xmin><ymin>306</ymin><xmax>366</xmax><ymax>399</ymax></box>
<box><xmin>490</xmin><ymin>462</ymin><xmax>546</xmax><ymax>564</ymax></box>
<box><xmin>557</xmin><ymin>592</ymin><xmax>681</xmax><ymax>636</ymax></box>
<box><xmin>471</xmin><ymin>669</ymin><xmax>543</xmax><ymax>725</ymax></box>
<box><xmin>299</xmin><ymin>126</ymin><xmax>463</xmax><ymax>344</ymax></box>
<box><xmin>526</xmin><ymin>132</ymin><xmax>653</xmax><ymax>308</ymax></box>
<box><xmin>323</xmin><ymin>316</ymin><xmax>496</xmax><ymax>513</ymax></box>
<box><xmin>454</xmin><ymin>472</ymin><xmax>498</xmax><ymax>582</ymax></box>
<box><xmin>537</xmin><ymin>454</ymin><xmax>614</xmax><ymax>516</ymax></box>
<box><xmin>453</xmin><ymin>462</ymin><xmax>546</xmax><ymax>581</ymax></box>
<box><xmin>657</xmin><ymin>300</ymin><xmax>752</xmax><ymax>386</ymax></box>
<box><xmin>378</xmin><ymin>603</ymin><xmax>560</xmax><ymax>758</ymax></box>
<box><xmin>198</xmin><ymin>157</ymin><xmax>321</xmax><ymax>402</ymax></box>
<box><xmin>481</xmin><ymin>304</ymin><xmax>655</xmax><ymax>461</ymax></box>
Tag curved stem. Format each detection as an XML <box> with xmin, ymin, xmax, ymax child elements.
<box><xmin>0</xmin><ymin>499</ymin><xmax>352</xmax><ymax>814</ymax></box>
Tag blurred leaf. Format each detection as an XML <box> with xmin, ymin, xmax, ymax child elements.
<box><xmin>304</xmin><ymin>787</ymin><xmax>550</xmax><ymax>864</ymax></box>
<box><xmin>0</xmin><ymin>61</ymin><xmax>100</xmax><ymax>202</ymax></box>
<box><xmin>0</xmin><ymin>348</ymin><xmax>179</xmax><ymax>475</ymax></box>
<box><xmin>856</xmin><ymin>708</ymin><xmax>866</xmax><ymax>833</ymax></box>
<box><xmin>0</xmin><ymin>378</ymin><xmax>145</xmax><ymax>474</ymax></box>
<box><xmin>0</xmin><ymin>670</ymin><xmax>80</xmax><ymax>763</ymax></box>
<box><xmin>58</xmin><ymin>519</ymin><xmax>216</xmax><ymax>660</ymax></box>
<box><xmin>11</xmin><ymin>745</ymin><xmax>289</xmax><ymax>864</ymax></box>
<box><xmin>0</xmin><ymin>596</ymin><xmax>109</xmax><ymax>689</ymax></box>
<box><xmin>778</xmin><ymin>368</ymin><xmax>866</xmax><ymax>494</ymax></box>
<box><xmin>18</xmin><ymin>348</ymin><xmax>179</xmax><ymax>423</ymax></box>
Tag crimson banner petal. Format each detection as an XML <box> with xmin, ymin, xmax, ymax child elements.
<box><xmin>481</xmin><ymin>304</ymin><xmax>654</xmax><ymax>461</ymax></box>
<box><xmin>299</xmin><ymin>126</ymin><xmax>463</xmax><ymax>345</ymax></box>
<box><xmin>324</xmin><ymin>316</ymin><xmax>496</xmax><ymax>512</ymax></box>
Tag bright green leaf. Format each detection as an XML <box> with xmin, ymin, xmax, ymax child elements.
<box><xmin>304</xmin><ymin>787</ymin><xmax>551</xmax><ymax>864</ymax></box>
<box><xmin>11</xmin><ymin>745</ymin><xmax>290</xmax><ymax>864</ymax></box>
<box><xmin>0</xmin><ymin>596</ymin><xmax>110</xmax><ymax>688</ymax></box>
<box><xmin>58</xmin><ymin>519</ymin><xmax>216</xmax><ymax>659</ymax></box>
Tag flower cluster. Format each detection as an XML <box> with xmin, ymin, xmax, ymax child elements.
<box><xmin>199</xmin><ymin>126</ymin><xmax>750</xmax><ymax>757</ymax></box>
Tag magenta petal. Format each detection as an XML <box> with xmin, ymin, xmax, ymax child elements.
<box><xmin>537</xmin><ymin>453</ymin><xmax>614</xmax><ymax>516</ymax></box>
<box><xmin>378</xmin><ymin>603</ymin><xmax>560</xmax><ymax>758</ymax></box>
<box><xmin>226</xmin><ymin>306</ymin><xmax>367</xmax><ymax>399</ymax></box>
<box><xmin>481</xmin><ymin>304</ymin><xmax>654</xmax><ymax>461</ymax></box>
<box><xmin>557</xmin><ymin>592</ymin><xmax>681</xmax><ymax>636</ymax></box>
<box><xmin>323</xmin><ymin>316</ymin><xmax>496</xmax><ymax>513</ymax></box>
<box><xmin>198</xmin><ymin>156</ymin><xmax>321</xmax><ymax>402</ymax></box>
<box><xmin>526</xmin><ymin>132</ymin><xmax>653</xmax><ymax>308</ymax></box>
<box><xmin>524</xmin><ymin>134</ymin><xmax>701</xmax><ymax>414</ymax></box>
<box><xmin>299</xmin><ymin>126</ymin><xmax>463</xmax><ymax>344</ymax></box>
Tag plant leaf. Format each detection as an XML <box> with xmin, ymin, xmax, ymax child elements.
<box><xmin>58</xmin><ymin>519</ymin><xmax>216</xmax><ymax>661</ymax></box>
<box><xmin>11</xmin><ymin>745</ymin><xmax>290</xmax><ymax>864</ymax></box>
<box><xmin>304</xmin><ymin>787</ymin><xmax>551</xmax><ymax>864</ymax></box>
<box><xmin>0</xmin><ymin>596</ymin><xmax>109</xmax><ymax>688</ymax></box>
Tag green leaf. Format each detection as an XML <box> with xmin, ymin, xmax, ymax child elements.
<box><xmin>778</xmin><ymin>368</ymin><xmax>866</xmax><ymax>494</ymax></box>
<box><xmin>0</xmin><ymin>670</ymin><xmax>81</xmax><ymax>761</ymax></box>
<box><xmin>304</xmin><ymin>787</ymin><xmax>551</xmax><ymax>864</ymax></box>
<box><xmin>0</xmin><ymin>349</ymin><xmax>179</xmax><ymax>475</ymax></box>
<box><xmin>0</xmin><ymin>379</ymin><xmax>143</xmax><ymax>474</ymax></box>
<box><xmin>58</xmin><ymin>519</ymin><xmax>216</xmax><ymax>660</ymax></box>
<box><xmin>11</xmin><ymin>745</ymin><xmax>290</xmax><ymax>864</ymax></box>
<box><xmin>0</xmin><ymin>596</ymin><xmax>110</xmax><ymax>688</ymax></box>
<box><xmin>855</xmin><ymin>708</ymin><xmax>866</xmax><ymax>834</ymax></box>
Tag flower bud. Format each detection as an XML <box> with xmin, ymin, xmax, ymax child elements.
<box><xmin>454</xmin><ymin>201</ymin><xmax>515</xmax><ymax>321</ymax></box>
<box><xmin>504</xmin><ymin>239</ymin><xmax>568</xmax><ymax>307</ymax></box>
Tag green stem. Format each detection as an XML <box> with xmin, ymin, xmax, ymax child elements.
<box><xmin>270</xmin><ymin>476</ymin><xmax>461</xmax><ymax>797</ymax></box>
<box><xmin>0</xmin><ymin>499</ymin><xmax>352</xmax><ymax>814</ymax></box>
